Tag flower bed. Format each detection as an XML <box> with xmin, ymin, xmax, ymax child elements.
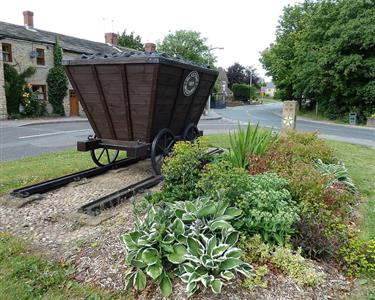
<box><xmin>122</xmin><ymin>127</ymin><xmax>375</xmax><ymax>297</ymax></box>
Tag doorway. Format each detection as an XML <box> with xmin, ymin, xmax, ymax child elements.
<box><xmin>69</xmin><ymin>90</ymin><xmax>79</xmax><ymax>116</ymax></box>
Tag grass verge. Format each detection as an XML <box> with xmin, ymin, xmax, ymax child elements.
<box><xmin>0</xmin><ymin>233</ymin><xmax>131</xmax><ymax>300</ymax></box>
<box><xmin>0</xmin><ymin>149</ymin><xmax>95</xmax><ymax>195</ymax></box>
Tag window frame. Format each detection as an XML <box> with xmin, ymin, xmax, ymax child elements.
<box><xmin>36</xmin><ymin>48</ymin><xmax>45</xmax><ymax>65</ymax></box>
<box><xmin>2</xmin><ymin>43</ymin><xmax>12</xmax><ymax>62</ymax></box>
<box><xmin>32</xmin><ymin>85</ymin><xmax>47</xmax><ymax>101</ymax></box>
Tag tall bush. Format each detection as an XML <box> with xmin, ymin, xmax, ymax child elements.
<box><xmin>232</xmin><ymin>83</ymin><xmax>256</xmax><ymax>101</ymax></box>
<box><xmin>3</xmin><ymin>64</ymin><xmax>35</xmax><ymax>115</ymax></box>
<box><xmin>47</xmin><ymin>38</ymin><xmax>68</xmax><ymax>116</ymax></box>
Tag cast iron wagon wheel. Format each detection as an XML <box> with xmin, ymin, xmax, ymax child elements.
<box><xmin>183</xmin><ymin>123</ymin><xmax>199</xmax><ymax>141</ymax></box>
<box><xmin>151</xmin><ymin>128</ymin><xmax>176</xmax><ymax>175</ymax></box>
<box><xmin>90</xmin><ymin>147</ymin><xmax>120</xmax><ymax>167</ymax></box>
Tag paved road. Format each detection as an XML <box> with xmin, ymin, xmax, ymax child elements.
<box><xmin>0</xmin><ymin>119</ymin><xmax>240</xmax><ymax>161</ymax></box>
<box><xmin>1</xmin><ymin>103</ymin><xmax>374</xmax><ymax>161</ymax></box>
<box><xmin>214</xmin><ymin>103</ymin><xmax>375</xmax><ymax>148</ymax></box>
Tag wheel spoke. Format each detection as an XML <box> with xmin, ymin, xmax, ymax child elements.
<box><xmin>157</xmin><ymin>144</ymin><xmax>164</xmax><ymax>153</ymax></box>
<box><xmin>106</xmin><ymin>149</ymin><xmax>110</xmax><ymax>163</ymax></box>
<box><xmin>97</xmin><ymin>148</ymin><xmax>105</xmax><ymax>161</ymax></box>
<box><xmin>156</xmin><ymin>154</ymin><xmax>164</xmax><ymax>164</ymax></box>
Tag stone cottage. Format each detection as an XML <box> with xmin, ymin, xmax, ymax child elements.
<box><xmin>0</xmin><ymin>11</ymin><xmax>128</xmax><ymax>119</ymax></box>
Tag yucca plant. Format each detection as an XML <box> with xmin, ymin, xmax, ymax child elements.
<box><xmin>228</xmin><ymin>123</ymin><xmax>278</xmax><ymax>169</ymax></box>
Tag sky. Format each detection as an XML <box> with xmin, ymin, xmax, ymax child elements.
<box><xmin>1</xmin><ymin>0</ymin><xmax>299</xmax><ymax>80</ymax></box>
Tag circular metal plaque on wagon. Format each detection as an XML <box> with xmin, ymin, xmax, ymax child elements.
<box><xmin>183</xmin><ymin>71</ymin><xmax>200</xmax><ymax>96</ymax></box>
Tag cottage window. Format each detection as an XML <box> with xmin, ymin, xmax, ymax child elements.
<box><xmin>36</xmin><ymin>48</ymin><xmax>45</xmax><ymax>65</ymax></box>
<box><xmin>2</xmin><ymin>43</ymin><xmax>12</xmax><ymax>62</ymax></box>
<box><xmin>32</xmin><ymin>85</ymin><xmax>47</xmax><ymax>101</ymax></box>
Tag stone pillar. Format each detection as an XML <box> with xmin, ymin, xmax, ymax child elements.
<box><xmin>281</xmin><ymin>100</ymin><xmax>297</xmax><ymax>134</ymax></box>
<box><xmin>0</xmin><ymin>46</ymin><xmax>7</xmax><ymax>120</ymax></box>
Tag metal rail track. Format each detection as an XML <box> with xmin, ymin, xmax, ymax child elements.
<box><xmin>78</xmin><ymin>175</ymin><xmax>164</xmax><ymax>215</ymax></box>
<box><xmin>11</xmin><ymin>157</ymin><xmax>140</xmax><ymax>198</ymax></box>
<box><xmin>78</xmin><ymin>147</ymin><xmax>224</xmax><ymax>215</ymax></box>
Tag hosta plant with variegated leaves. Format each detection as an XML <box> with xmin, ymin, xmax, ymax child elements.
<box><xmin>121</xmin><ymin>196</ymin><xmax>253</xmax><ymax>297</ymax></box>
<box><xmin>169</xmin><ymin>199</ymin><xmax>253</xmax><ymax>295</ymax></box>
<box><xmin>315</xmin><ymin>159</ymin><xmax>358</xmax><ymax>195</ymax></box>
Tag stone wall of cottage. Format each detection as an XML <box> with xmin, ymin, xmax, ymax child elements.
<box><xmin>0</xmin><ymin>38</ymin><xmax>85</xmax><ymax>118</ymax></box>
<box><xmin>0</xmin><ymin>47</ymin><xmax>6</xmax><ymax>119</ymax></box>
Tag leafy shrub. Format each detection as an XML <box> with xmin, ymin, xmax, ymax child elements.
<box><xmin>161</xmin><ymin>138</ymin><xmax>208</xmax><ymax>202</ymax></box>
<box><xmin>3</xmin><ymin>64</ymin><xmax>36</xmax><ymax>115</ymax></box>
<box><xmin>198</xmin><ymin>160</ymin><xmax>251</xmax><ymax>203</ymax></box>
<box><xmin>239</xmin><ymin>235</ymin><xmax>325</xmax><ymax>287</ymax></box>
<box><xmin>199</xmin><ymin>161</ymin><xmax>299</xmax><ymax>245</ymax></box>
<box><xmin>233</xmin><ymin>173</ymin><xmax>299</xmax><ymax>245</ymax></box>
<box><xmin>227</xmin><ymin>123</ymin><xmax>279</xmax><ymax>169</ymax></box>
<box><xmin>21</xmin><ymin>85</ymin><xmax>47</xmax><ymax>117</ymax></box>
<box><xmin>339</xmin><ymin>236</ymin><xmax>375</xmax><ymax>276</ymax></box>
<box><xmin>315</xmin><ymin>159</ymin><xmax>358</xmax><ymax>195</ymax></box>
<box><xmin>275</xmin><ymin>131</ymin><xmax>336</xmax><ymax>164</ymax></box>
<box><xmin>232</xmin><ymin>83</ymin><xmax>257</xmax><ymax>101</ymax></box>
<box><xmin>121</xmin><ymin>197</ymin><xmax>252</xmax><ymax>297</ymax></box>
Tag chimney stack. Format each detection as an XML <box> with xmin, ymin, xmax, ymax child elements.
<box><xmin>144</xmin><ymin>43</ymin><xmax>156</xmax><ymax>52</ymax></box>
<box><xmin>23</xmin><ymin>11</ymin><xmax>34</xmax><ymax>27</ymax></box>
<box><xmin>105</xmin><ymin>33</ymin><xmax>118</xmax><ymax>45</ymax></box>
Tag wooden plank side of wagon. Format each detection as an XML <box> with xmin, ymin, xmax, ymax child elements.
<box><xmin>95</xmin><ymin>65</ymin><xmax>131</xmax><ymax>141</ymax></box>
<box><xmin>91</xmin><ymin>65</ymin><xmax>117</xmax><ymax>140</ymax></box>
<box><xmin>65</xmin><ymin>65</ymin><xmax>113</xmax><ymax>139</ymax></box>
<box><xmin>126</xmin><ymin>64</ymin><xmax>157</xmax><ymax>143</ymax></box>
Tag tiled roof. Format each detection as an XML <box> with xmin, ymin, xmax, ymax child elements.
<box><xmin>0</xmin><ymin>21</ymin><xmax>128</xmax><ymax>54</ymax></box>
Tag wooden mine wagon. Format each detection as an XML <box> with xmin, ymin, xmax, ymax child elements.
<box><xmin>63</xmin><ymin>52</ymin><xmax>219</xmax><ymax>174</ymax></box>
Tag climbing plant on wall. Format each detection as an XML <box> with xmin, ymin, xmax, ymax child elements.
<box><xmin>47</xmin><ymin>37</ymin><xmax>68</xmax><ymax>116</ymax></box>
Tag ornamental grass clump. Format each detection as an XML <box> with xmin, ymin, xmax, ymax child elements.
<box><xmin>227</xmin><ymin>123</ymin><xmax>278</xmax><ymax>169</ymax></box>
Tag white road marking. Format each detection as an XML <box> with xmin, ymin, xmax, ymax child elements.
<box><xmin>19</xmin><ymin>129</ymin><xmax>91</xmax><ymax>139</ymax></box>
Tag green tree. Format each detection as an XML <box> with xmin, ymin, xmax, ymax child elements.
<box><xmin>226</xmin><ymin>63</ymin><xmax>260</xmax><ymax>89</ymax></box>
<box><xmin>157</xmin><ymin>30</ymin><xmax>216</xmax><ymax>66</ymax></box>
<box><xmin>4</xmin><ymin>64</ymin><xmax>36</xmax><ymax>115</ymax></box>
<box><xmin>117</xmin><ymin>30</ymin><xmax>144</xmax><ymax>51</ymax></box>
<box><xmin>260</xmin><ymin>0</ymin><xmax>375</xmax><ymax>122</ymax></box>
<box><xmin>47</xmin><ymin>38</ymin><xmax>68</xmax><ymax>116</ymax></box>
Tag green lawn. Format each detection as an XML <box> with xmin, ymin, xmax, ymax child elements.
<box><xmin>0</xmin><ymin>233</ymin><xmax>132</xmax><ymax>300</ymax></box>
<box><xmin>297</xmin><ymin>110</ymin><xmax>349</xmax><ymax>125</ymax></box>
<box><xmin>0</xmin><ymin>149</ymin><xmax>95</xmax><ymax>195</ymax></box>
<box><xmin>326</xmin><ymin>141</ymin><xmax>375</xmax><ymax>240</ymax></box>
